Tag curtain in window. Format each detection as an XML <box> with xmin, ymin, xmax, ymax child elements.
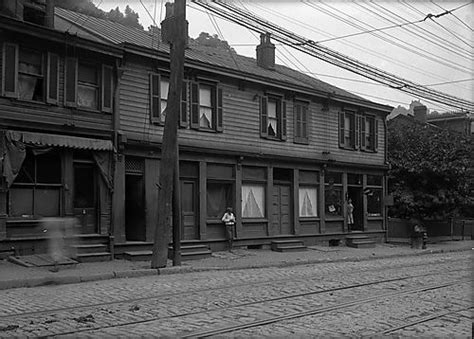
<box><xmin>299</xmin><ymin>187</ymin><xmax>317</xmax><ymax>217</ymax></box>
<box><xmin>1</xmin><ymin>131</ymin><xmax>26</xmax><ymax>188</ymax></box>
<box><xmin>207</xmin><ymin>184</ymin><xmax>227</xmax><ymax>219</ymax></box>
<box><xmin>242</xmin><ymin>184</ymin><xmax>264</xmax><ymax>218</ymax></box>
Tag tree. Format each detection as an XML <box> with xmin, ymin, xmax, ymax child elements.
<box><xmin>388</xmin><ymin>121</ymin><xmax>472</xmax><ymax>220</ymax></box>
<box><xmin>194</xmin><ymin>32</ymin><xmax>236</xmax><ymax>53</ymax></box>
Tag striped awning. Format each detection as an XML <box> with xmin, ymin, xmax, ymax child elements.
<box><xmin>11</xmin><ymin>131</ymin><xmax>114</xmax><ymax>151</ymax></box>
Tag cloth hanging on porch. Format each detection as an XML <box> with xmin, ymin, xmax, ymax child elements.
<box><xmin>92</xmin><ymin>151</ymin><xmax>114</xmax><ymax>192</ymax></box>
<box><xmin>0</xmin><ymin>130</ymin><xmax>26</xmax><ymax>188</ymax></box>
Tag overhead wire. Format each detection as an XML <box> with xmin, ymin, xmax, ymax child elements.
<box><xmin>247</xmin><ymin>1</ymin><xmax>461</xmax><ymax>87</ymax></box>
<box><xmin>191</xmin><ymin>1</ymin><xmax>473</xmax><ymax>111</ymax></box>
<box><xmin>430</xmin><ymin>0</ymin><xmax>473</xmax><ymax>32</ymax></box>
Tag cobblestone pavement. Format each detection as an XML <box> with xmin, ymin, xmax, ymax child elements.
<box><xmin>0</xmin><ymin>251</ymin><xmax>471</xmax><ymax>338</ymax></box>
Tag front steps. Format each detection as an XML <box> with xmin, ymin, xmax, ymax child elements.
<box><xmin>346</xmin><ymin>234</ymin><xmax>376</xmax><ymax>248</ymax></box>
<box><xmin>271</xmin><ymin>239</ymin><xmax>307</xmax><ymax>252</ymax></box>
<box><xmin>123</xmin><ymin>244</ymin><xmax>212</xmax><ymax>261</ymax></box>
<box><xmin>68</xmin><ymin>235</ymin><xmax>112</xmax><ymax>262</ymax></box>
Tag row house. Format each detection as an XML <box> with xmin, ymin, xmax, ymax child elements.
<box><xmin>1</xmin><ymin>1</ymin><xmax>392</xmax><ymax>259</ymax></box>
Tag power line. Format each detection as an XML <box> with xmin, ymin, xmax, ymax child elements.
<box><xmin>429</xmin><ymin>0</ymin><xmax>473</xmax><ymax>32</ymax></box>
<box><xmin>246</xmin><ymin>2</ymin><xmax>467</xmax><ymax>90</ymax></box>
<box><xmin>191</xmin><ymin>1</ymin><xmax>473</xmax><ymax>111</ymax></box>
<box><xmin>425</xmin><ymin>78</ymin><xmax>474</xmax><ymax>86</ymax></box>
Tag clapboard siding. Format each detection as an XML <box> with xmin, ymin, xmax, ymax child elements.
<box><xmin>120</xmin><ymin>60</ymin><xmax>386</xmax><ymax>166</ymax></box>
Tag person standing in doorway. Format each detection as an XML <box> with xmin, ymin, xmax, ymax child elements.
<box><xmin>221</xmin><ymin>207</ymin><xmax>236</xmax><ymax>251</ymax></box>
<box><xmin>347</xmin><ymin>198</ymin><xmax>354</xmax><ymax>231</ymax></box>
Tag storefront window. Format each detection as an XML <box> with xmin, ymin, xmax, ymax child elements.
<box><xmin>325</xmin><ymin>172</ymin><xmax>342</xmax><ymax>216</ymax></box>
<box><xmin>242</xmin><ymin>184</ymin><xmax>265</xmax><ymax>218</ymax></box>
<box><xmin>299</xmin><ymin>187</ymin><xmax>317</xmax><ymax>217</ymax></box>
<box><xmin>367</xmin><ymin>188</ymin><xmax>382</xmax><ymax>216</ymax></box>
<box><xmin>207</xmin><ymin>182</ymin><xmax>233</xmax><ymax>219</ymax></box>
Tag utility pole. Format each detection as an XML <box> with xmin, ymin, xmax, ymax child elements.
<box><xmin>151</xmin><ymin>0</ymin><xmax>186</xmax><ymax>268</ymax></box>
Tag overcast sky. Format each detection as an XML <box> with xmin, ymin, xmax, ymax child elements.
<box><xmin>98</xmin><ymin>1</ymin><xmax>473</xmax><ymax>113</ymax></box>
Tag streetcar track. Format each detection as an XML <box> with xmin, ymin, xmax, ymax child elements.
<box><xmin>29</xmin><ymin>278</ymin><xmax>472</xmax><ymax>338</ymax></box>
<box><xmin>0</xmin><ymin>266</ymin><xmax>466</xmax><ymax>320</ymax></box>
<box><xmin>182</xmin><ymin>279</ymin><xmax>473</xmax><ymax>338</ymax></box>
<box><xmin>381</xmin><ymin>306</ymin><xmax>474</xmax><ymax>335</ymax></box>
<box><xmin>5</xmin><ymin>274</ymin><xmax>472</xmax><ymax>338</ymax></box>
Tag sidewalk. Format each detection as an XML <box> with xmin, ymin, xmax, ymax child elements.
<box><xmin>0</xmin><ymin>240</ymin><xmax>472</xmax><ymax>290</ymax></box>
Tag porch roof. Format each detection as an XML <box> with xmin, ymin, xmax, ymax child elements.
<box><xmin>12</xmin><ymin>131</ymin><xmax>114</xmax><ymax>151</ymax></box>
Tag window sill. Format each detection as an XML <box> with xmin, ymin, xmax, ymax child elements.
<box><xmin>261</xmin><ymin>136</ymin><xmax>285</xmax><ymax>142</ymax></box>
<box><xmin>325</xmin><ymin>216</ymin><xmax>344</xmax><ymax>221</ymax></box>
<box><xmin>192</xmin><ymin>127</ymin><xmax>219</xmax><ymax>133</ymax></box>
<box><xmin>361</xmin><ymin>149</ymin><xmax>377</xmax><ymax>153</ymax></box>
<box><xmin>299</xmin><ymin>216</ymin><xmax>320</xmax><ymax>221</ymax></box>
<box><xmin>293</xmin><ymin>139</ymin><xmax>309</xmax><ymax>145</ymax></box>
<box><xmin>339</xmin><ymin>145</ymin><xmax>356</xmax><ymax>151</ymax></box>
<box><xmin>242</xmin><ymin>218</ymin><xmax>268</xmax><ymax>223</ymax></box>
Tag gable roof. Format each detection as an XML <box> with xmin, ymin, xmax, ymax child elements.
<box><xmin>54</xmin><ymin>7</ymin><xmax>392</xmax><ymax>112</ymax></box>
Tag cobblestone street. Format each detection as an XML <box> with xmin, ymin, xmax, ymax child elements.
<box><xmin>0</xmin><ymin>251</ymin><xmax>471</xmax><ymax>337</ymax></box>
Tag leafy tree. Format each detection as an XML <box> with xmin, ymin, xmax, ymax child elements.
<box><xmin>194</xmin><ymin>32</ymin><xmax>236</xmax><ymax>53</ymax></box>
<box><xmin>388</xmin><ymin>121</ymin><xmax>472</xmax><ymax>220</ymax></box>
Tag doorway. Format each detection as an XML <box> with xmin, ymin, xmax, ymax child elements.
<box><xmin>73</xmin><ymin>162</ymin><xmax>97</xmax><ymax>234</ymax></box>
<box><xmin>272</xmin><ymin>184</ymin><xmax>292</xmax><ymax>235</ymax></box>
<box><xmin>125</xmin><ymin>174</ymin><xmax>146</xmax><ymax>241</ymax></box>
<box><xmin>181</xmin><ymin>180</ymin><xmax>198</xmax><ymax>240</ymax></box>
<box><xmin>347</xmin><ymin>186</ymin><xmax>363</xmax><ymax>231</ymax></box>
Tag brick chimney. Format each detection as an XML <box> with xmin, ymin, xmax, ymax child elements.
<box><xmin>256</xmin><ymin>33</ymin><xmax>275</xmax><ymax>70</ymax></box>
<box><xmin>413</xmin><ymin>105</ymin><xmax>427</xmax><ymax>124</ymax></box>
<box><xmin>160</xmin><ymin>2</ymin><xmax>188</xmax><ymax>46</ymax></box>
<box><xmin>45</xmin><ymin>0</ymin><xmax>54</xmax><ymax>28</ymax></box>
<box><xmin>0</xmin><ymin>0</ymin><xmax>23</xmax><ymax>20</ymax></box>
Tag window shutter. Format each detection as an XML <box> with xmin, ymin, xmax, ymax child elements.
<box><xmin>3</xmin><ymin>43</ymin><xmax>18</xmax><ymax>97</ymax></box>
<box><xmin>216</xmin><ymin>86</ymin><xmax>223</xmax><ymax>132</ymax></box>
<box><xmin>46</xmin><ymin>53</ymin><xmax>59</xmax><ymax>104</ymax></box>
<box><xmin>150</xmin><ymin>73</ymin><xmax>160</xmax><ymax>123</ymax></box>
<box><xmin>374</xmin><ymin>119</ymin><xmax>379</xmax><ymax>152</ymax></box>
<box><xmin>281</xmin><ymin>100</ymin><xmax>287</xmax><ymax>141</ymax></box>
<box><xmin>355</xmin><ymin>115</ymin><xmax>361</xmax><ymax>150</ymax></box>
<box><xmin>180</xmin><ymin>80</ymin><xmax>188</xmax><ymax>128</ymax></box>
<box><xmin>260</xmin><ymin>96</ymin><xmax>268</xmax><ymax>137</ymax></box>
<box><xmin>190</xmin><ymin>81</ymin><xmax>199</xmax><ymax>129</ymax></box>
<box><xmin>361</xmin><ymin>116</ymin><xmax>366</xmax><ymax>149</ymax></box>
<box><xmin>350</xmin><ymin>115</ymin><xmax>356</xmax><ymax>148</ymax></box>
<box><xmin>294</xmin><ymin>104</ymin><xmax>300</xmax><ymax>139</ymax></box>
<box><xmin>338</xmin><ymin>112</ymin><xmax>345</xmax><ymax>146</ymax></box>
<box><xmin>101</xmin><ymin>65</ymin><xmax>113</xmax><ymax>112</ymax></box>
<box><xmin>302</xmin><ymin>105</ymin><xmax>308</xmax><ymax>142</ymax></box>
<box><xmin>64</xmin><ymin>57</ymin><xmax>77</xmax><ymax>107</ymax></box>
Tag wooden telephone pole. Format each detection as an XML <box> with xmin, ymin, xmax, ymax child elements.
<box><xmin>151</xmin><ymin>0</ymin><xmax>186</xmax><ymax>268</ymax></box>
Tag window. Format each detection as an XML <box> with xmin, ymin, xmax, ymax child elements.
<box><xmin>299</xmin><ymin>170</ymin><xmax>318</xmax><ymax>218</ymax></box>
<box><xmin>339</xmin><ymin>111</ymin><xmax>356</xmax><ymax>149</ymax></box>
<box><xmin>8</xmin><ymin>150</ymin><xmax>62</xmax><ymax>217</ymax></box>
<box><xmin>190</xmin><ymin>81</ymin><xmax>223</xmax><ymax>132</ymax></box>
<box><xmin>242</xmin><ymin>184</ymin><xmax>265</xmax><ymax>218</ymax></box>
<box><xmin>294</xmin><ymin>101</ymin><xmax>309</xmax><ymax>144</ymax></box>
<box><xmin>325</xmin><ymin>172</ymin><xmax>343</xmax><ymax>217</ymax></box>
<box><xmin>260</xmin><ymin>95</ymin><xmax>287</xmax><ymax>140</ymax></box>
<box><xmin>2</xmin><ymin>44</ymin><xmax>60</xmax><ymax>103</ymax></box>
<box><xmin>206</xmin><ymin>163</ymin><xmax>235</xmax><ymax>219</ymax></box>
<box><xmin>361</xmin><ymin>116</ymin><xmax>378</xmax><ymax>151</ymax></box>
<box><xmin>64</xmin><ymin>57</ymin><xmax>113</xmax><ymax>112</ymax></box>
<box><xmin>366</xmin><ymin>174</ymin><xmax>382</xmax><ymax>217</ymax></box>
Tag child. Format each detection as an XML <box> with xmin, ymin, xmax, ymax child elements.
<box><xmin>221</xmin><ymin>207</ymin><xmax>236</xmax><ymax>251</ymax></box>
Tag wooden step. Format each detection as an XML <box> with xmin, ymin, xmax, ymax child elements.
<box><xmin>70</xmin><ymin>244</ymin><xmax>108</xmax><ymax>255</ymax></box>
<box><xmin>125</xmin><ymin>248</ymin><xmax>213</xmax><ymax>261</ymax></box>
<box><xmin>346</xmin><ymin>240</ymin><xmax>376</xmax><ymax>249</ymax></box>
<box><xmin>168</xmin><ymin>244</ymin><xmax>210</xmax><ymax>254</ymax></box>
<box><xmin>123</xmin><ymin>250</ymin><xmax>152</xmax><ymax>261</ymax></box>
<box><xmin>271</xmin><ymin>240</ymin><xmax>306</xmax><ymax>252</ymax></box>
<box><xmin>76</xmin><ymin>252</ymin><xmax>112</xmax><ymax>262</ymax></box>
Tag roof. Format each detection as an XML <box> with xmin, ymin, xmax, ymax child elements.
<box><xmin>427</xmin><ymin>112</ymin><xmax>472</xmax><ymax>122</ymax></box>
<box><xmin>54</xmin><ymin>7</ymin><xmax>391</xmax><ymax>111</ymax></box>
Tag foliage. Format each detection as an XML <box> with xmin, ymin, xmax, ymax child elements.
<box><xmin>388</xmin><ymin>122</ymin><xmax>472</xmax><ymax>220</ymax></box>
<box><xmin>194</xmin><ymin>32</ymin><xmax>236</xmax><ymax>53</ymax></box>
<box><xmin>57</xmin><ymin>1</ymin><xmax>143</xmax><ymax>29</ymax></box>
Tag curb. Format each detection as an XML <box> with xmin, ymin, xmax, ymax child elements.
<box><xmin>0</xmin><ymin>246</ymin><xmax>471</xmax><ymax>291</ymax></box>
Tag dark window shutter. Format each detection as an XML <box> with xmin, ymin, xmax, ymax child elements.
<box><xmin>216</xmin><ymin>86</ymin><xmax>223</xmax><ymax>132</ymax></box>
<box><xmin>150</xmin><ymin>73</ymin><xmax>160</xmax><ymax>123</ymax></box>
<box><xmin>281</xmin><ymin>100</ymin><xmax>287</xmax><ymax>141</ymax></box>
<box><xmin>355</xmin><ymin>115</ymin><xmax>361</xmax><ymax>150</ymax></box>
<box><xmin>180</xmin><ymin>80</ymin><xmax>188</xmax><ymax>128</ymax></box>
<box><xmin>46</xmin><ymin>53</ymin><xmax>59</xmax><ymax>104</ymax></box>
<box><xmin>374</xmin><ymin>119</ymin><xmax>379</xmax><ymax>152</ymax></box>
<box><xmin>101</xmin><ymin>65</ymin><xmax>113</xmax><ymax>112</ymax></box>
<box><xmin>361</xmin><ymin>116</ymin><xmax>366</xmax><ymax>149</ymax></box>
<box><xmin>190</xmin><ymin>82</ymin><xmax>199</xmax><ymax>129</ymax></box>
<box><xmin>349</xmin><ymin>114</ymin><xmax>356</xmax><ymax>148</ymax></box>
<box><xmin>3</xmin><ymin>43</ymin><xmax>18</xmax><ymax>97</ymax></box>
<box><xmin>294</xmin><ymin>104</ymin><xmax>300</xmax><ymax>139</ymax></box>
<box><xmin>339</xmin><ymin>112</ymin><xmax>345</xmax><ymax>146</ymax></box>
<box><xmin>64</xmin><ymin>57</ymin><xmax>77</xmax><ymax>106</ymax></box>
<box><xmin>260</xmin><ymin>96</ymin><xmax>268</xmax><ymax>138</ymax></box>
<box><xmin>302</xmin><ymin>105</ymin><xmax>308</xmax><ymax>141</ymax></box>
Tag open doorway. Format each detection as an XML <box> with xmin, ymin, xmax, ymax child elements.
<box><xmin>347</xmin><ymin>186</ymin><xmax>363</xmax><ymax>231</ymax></box>
<box><xmin>125</xmin><ymin>174</ymin><xmax>146</xmax><ymax>241</ymax></box>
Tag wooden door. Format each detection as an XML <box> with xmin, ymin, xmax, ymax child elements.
<box><xmin>181</xmin><ymin>180</ymin><xmax>198</xmax><ymax>240</ymax></box>
<box><xmin>125</xmin><ymin>174</ymin><xmax>146</xmax><ymax>241</ymax></box>
<box><xmin>73</xmin><ymin>163</ymin><xmax>97</xmax><ymax>234</ymax></box>
<box><xmin>272</xmin><ymin>184</ymin><xmax>292</xmax><ymax>235</ymax></box>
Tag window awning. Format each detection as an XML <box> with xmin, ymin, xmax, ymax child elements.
<box><xmin>10</xmin><ymin>131</ymin><xmax>114</xmax><ymax>151</ymax></box>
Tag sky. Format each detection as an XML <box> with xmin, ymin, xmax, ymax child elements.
<box><xmin>97</xmin><ymin>0</ymin><xmax>473</xmax><ymax>113</ymax></box>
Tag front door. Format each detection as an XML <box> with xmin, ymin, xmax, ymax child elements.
<box><xmin>125</xmin><ymin>174</ymin><xmax>146</xmax><ymax>241</ymax></box>
<box><xmin>181</xmin><ymin>180</ymin><xmax>198</xmax><ymax>240</ymax></box>
<box><xmin>73</xmin><ymin>163</ymin><xmax>97</xmax><ymax>234</ymax></box>
<box><xmin>272</xmin><ymin>184</ymin><xmax>292</xmax><ymax>235</ymax></box>
<box><xmin>348</xmin><ymin>187</ymin><xmax>364</xmax><ymax>231</ymax></box>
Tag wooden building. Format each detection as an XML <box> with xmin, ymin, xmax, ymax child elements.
<box><xmin>0</xmin><ymin>0</ymin><xmax>120</xmax><ymax>258</ymax></box>
<box><xmin>1</xmin><ymin>2</ymin><xmax>393</xmax><ymax>258</ymax></box>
